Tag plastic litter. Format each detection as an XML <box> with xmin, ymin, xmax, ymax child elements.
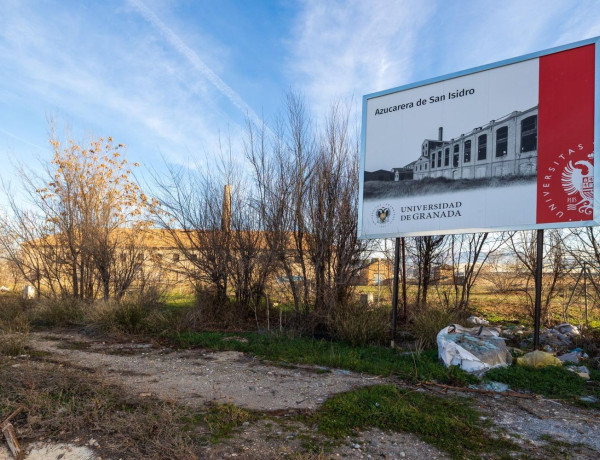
<box><xmin>437</xmin><ymin>324</ymin><xmax>511</xmax><ymax>375</ymax></box>
<box><xmin>475</xmin><ymin>381</ymin><xmax>510</xmax><ymax>392</ymax></box>
<box><xmin>555</xmin><ymin>323</ymin><xmax>581</xmax><ymax>336</ymax></box>
<box><xmin>557</xmin><ymin>348</ymin><xmax>588</xmax><ymax>364</ymax></box>
<box><xmin>566</xmin><ymin>365</ymin><xmax>590</xmax><ymax>380</ymax></box>
<box><xmin>516</xmin><ymin>350</ymin><xmax>562</xmax><ymax>368</ymax></box>
<box><xmin>467</xmin><ymin>315</ymin><xmax>490</xmax><ymax>326</ymax></box>
<box><xmin>500</xmin><ymin>325</ymin><xmax>527</xmax><ymax>338</ymax></box>
<box><xmin>540</xmin><ymin>323</ymin><xmax>580</xmax><ymax>351</ymax></box>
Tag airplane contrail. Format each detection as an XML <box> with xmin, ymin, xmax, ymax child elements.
<box><xmin>0</xmin><ymin>128</ymin><xmax>45</xmax><ymax>151</ymax></box>
<box><xmin>128</xmin><ymin>0</ymin><xmax>273</xmax><ymax>138</ymax></box>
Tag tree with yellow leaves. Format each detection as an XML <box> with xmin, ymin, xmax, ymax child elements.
<box><xmin>2</xmin><ymin>129</ymin><xmax>151</xmax><ymax>300</ymax></box>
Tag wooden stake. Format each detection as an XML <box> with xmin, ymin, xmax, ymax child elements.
<box><xmin>1</xmin><ymin>406</ymin><xmax>25</xmax><ymax>460</ymax></box>
<box><xmin>1</xmin><ymin>423</ymin><xmax>23</xmax><ymax>460</ymax></box>
<box><xmin>0</xmin><ymin>406</ymin><xmax>24</xmax><ymax>427</ymax></box>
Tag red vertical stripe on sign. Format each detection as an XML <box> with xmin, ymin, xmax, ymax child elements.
<box><xmin>537</xmin><ymin>44</ymin><xmax>595</xmax><ymax>224</ymax></box>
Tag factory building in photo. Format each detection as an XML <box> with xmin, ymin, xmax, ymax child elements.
<box><xmin>411</xmin><ymin>106</ymin><xmax>538</xmax><ymax>181</ymax></box>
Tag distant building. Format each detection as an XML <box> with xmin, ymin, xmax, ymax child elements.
<box><xmin>356</xmin><ymin>258</ymin><xmax>394</xmax><ymax>285</ymax></box>
<box><xmin>364</xmin><ymin>169</ymin><xmax>394</xmax><ymax>181</ymax></box>
<box><xmin>392</xmin><ymin>161</ymin><xmax>416</xmax><ymax>181</ymax></box>
<box><xmin>413</xmin><ymin>106</ymin><xmax>538</xmax><ymax>180</ymax></box>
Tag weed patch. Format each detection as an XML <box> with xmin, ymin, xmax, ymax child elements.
<box><xmin>486</xmin><ymin>365</ymin><xmax>590</xmax><ymax>399</ymax></box>
<box><xmin>310</xmin><ymin>384</ymin><xmax>518</xmax><ymax>459</ymax></box>
<box><xmin>329</xmin><ymin>301</ymin><xmax>389</xmax><ymax>346</ymax></box>
<box><xmin>202</xmin><ymin>403</ymin><xmax>257</xmax><ymax>442</ymax></box>
<box><xmin>86</xmin><ymin>300</ymin><xmax>184</xmax><ymax>336</ymax></box>
<box><xmin>33</xmin><ymin>298</ymin><xmax>84</xmax><ymax>327</ymax></box>
<box><xmin>410</xmin><ymin>307</ymin><xmax>462</xmax><ymax>348</ymax></box>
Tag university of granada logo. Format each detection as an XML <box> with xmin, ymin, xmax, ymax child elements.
<box><xmin>377</xmin><ymin>207</ymin><xmax>390</xmax><ymax>223</ymax></box>
<box><xmin>371</xmin><ymin>203</ymin><xmax>395</xmax><ymax>226</ymax></box>
<box><xmin>561</xmin><ymin>153</ymin><xmax>594</xmax><ymax>216</ymax></box>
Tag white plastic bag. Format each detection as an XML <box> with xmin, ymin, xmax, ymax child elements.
<box><xmin>437</xmin><ymin>324</ymin><xmax>511</xmax><ymax>375</ymax></box>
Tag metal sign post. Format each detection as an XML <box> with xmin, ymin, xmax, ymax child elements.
<box><xmin>401</xmin><ymin>237</ymin><xmax>407</xmax><ymax>321</ymax></box>
<box><xmin>390</xmin><ymin>237</ymin><xmax>400</xmax><ymax>347</ymax></box>
<box><xmin>533</xmin><ymin>229</ymin><xmax>544</xmax><ymax>349</ymax></box>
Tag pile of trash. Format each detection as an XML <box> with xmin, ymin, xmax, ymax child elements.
<box><xmin>540</xmin><ymin>323</ymin><xmax>581</xmax><ymax>351</ymax></box>
<box><xmin>515</xmin><ymin>349</ymin><xmax>591</xmax><ymax>379</ymax></box>
<box><xmin>437</xmin><ymin>318</ymin><xmax>594</xmax><ymax>380</ymax></box>
<box><xmin>466</xmin><ymin>315</ymin><xmax>490</xmax><ymax>326</ymax></box>
<box><xmin>437</xmin><ymin>324</ymin><xmax>511</xmax><ymax>375</ymax></box>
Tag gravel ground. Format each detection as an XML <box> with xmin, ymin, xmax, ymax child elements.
<box><xmin>27</xmin><ymin>332</ymin><xmax>374</xmax><ymax>411</ymax></box>
<box><xmin>2</xmin><ymin>331</ymin><xmax>599</xmax><ymax>459</ymax></box>
<box><xmin>479</xmin><ymin>395</ymin><xmax>600</xmax><ymax>451</ymax></box>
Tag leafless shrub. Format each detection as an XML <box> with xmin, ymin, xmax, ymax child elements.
<box><xmin>329</xmin><ymin>301</ymin><xmax>389</xmax><ymax>346</ymax></box>
<box><xmin>409</xmin><ymin>235</ymin><xmax>445</xmax><ymax>309</ymax></box>
<box><xmin>187</xmin><ymin>289</ymin><xmax>250</xmax><ymax>330</ymax></box>
<box><xmin>410</xmin><ymin>306</ymin><xmax>464</xmax><ymax>348</ymax></box>
<box><xmin>507</xmin><ymin>230</ymin><xmax>571</xmax><ymax>325</ymax></box>
<box><xmin>438</xmin><ymin>232</ymin><xmax>507</xmax><ymax>311</ymax></box>
<box><xmin>33</xmin><ymin>296</ymin><xmax>85</xmax><ymax>327</ymax></box>
<box><xmin>480</xmin><ymin>250</ymin><xmax>523</xmax><ymax>294</ymax></box>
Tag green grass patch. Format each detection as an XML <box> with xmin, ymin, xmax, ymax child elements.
<box><xmin>162</xmin><ymin>292</ymin><xmax>195</xmax><ymax>308</ymax></box>
<box><xmin>202</xmin><ymin>403</ymin><xmax>256</xmax><ymax>442</ymax></box>
<box><xmin>486</xmin><ymin>365</ymin><xmax>589</xmax><ymax>399</ymax></box>
<box><xmin>589</xmin><ymin>368</ymin><xmax>600</xmax><ymax>382</ymax></box>
<box><xmin>310</xmin><ymin>384</ymin><xmax>518</xmax><ymax>459</ymax></box>
<box><xmin>174</xmin><ymin>331</ymin><xmax>478</xmax><ymax>385</ymax></box>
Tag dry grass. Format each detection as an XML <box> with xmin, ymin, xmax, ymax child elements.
<box><xmin>0</xmin><ymin>358</ymin><xmax>213</xmax><ymax>459</ymax></box>
<box><xmin>33</xmin><ymin>297</ymin><xmax>85</xmax><ymax>326</ymax></box>
<box><xmin>409</xmin><ymin>306</ymin><xmax>463</xmax><ymax>348</ymax></box>
<box><xmin>0</xmin><ymin>294</ymin><xmax>31</xmax><ymax>356</ymax></box>
<box><xmin>329</xmin><ymin>301</ymin><xmax>390</xmax><ymax>346</ymax></box>
<box><xmin>85</xmin><ymin>297</ymin><xmax>185</xmax><ymax>336</ymax></box>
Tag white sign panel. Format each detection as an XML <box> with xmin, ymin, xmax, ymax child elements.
<box><xmin>359</xmin><ymin>38</ymin><xmax>599</xmax><ymax>238</ymax></box>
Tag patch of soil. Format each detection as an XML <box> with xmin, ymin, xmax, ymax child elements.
<box><xmin>0</xmin><ymin>442</ymin><xmax>95</xmax><ymax>460</ymax></box>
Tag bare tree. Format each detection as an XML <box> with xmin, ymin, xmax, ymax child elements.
<box><xmin>508</xmin><ymin>230</ymin><xmax>570</xmax><ymax>325</ymax></box>
<box><xmin>246</xmin><ymin>93</ymin><xmax>368</xmax><ymax>329</ymax></box>
<box><xmin>306</xmin><ymin>101</ymin><xmax>368</xmax><ymax>318</ymax></box>
<box><xmin>411</xmin><ymin>235</ymin><xmax>445</xmax><ymax>309</ymax></box>
<box><xmin>152</xmin><ymin>162</ymin><xmax>232</xmax><ymax>305</ymax></box>
<box><xmin>244</xmin><ymin>93</ymin><xmax>316</xmax><ymax>316</ymax></box>
<box><xmin>443</xmin><ymin>232</ymin><xmax>507</xmax><ymax>311</ymax></box>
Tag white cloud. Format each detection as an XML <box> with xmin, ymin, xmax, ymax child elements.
<box><xmin>287</xmin><ymin>0</ymin><xmax>600</xmax><ymax>123</ymax></box>
<box><xmin>287</xmin><ymin>0</ymin><xmax>436</xmax><ymax>117</ymax></box>
<box><xmin>419</xmin><ymin>1</ymin><xmax>600</xmax><ymax>76</ymax></box>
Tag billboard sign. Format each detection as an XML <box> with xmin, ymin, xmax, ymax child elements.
<box><xmin>359</xmin><ymin>38</ymin><xmax>599</xmax><ymax>238</ymax></box>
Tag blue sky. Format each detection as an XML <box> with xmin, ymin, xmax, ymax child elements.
<box><xmin>1</xmin><ymin>0</ymin><xmax>600</xmax><ymax>200</ymax></box>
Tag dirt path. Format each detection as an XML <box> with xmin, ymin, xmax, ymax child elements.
<box><xmin>28</xmin><ymin>332</ymin><xmax>375</xmax><ymax>412</ymax></box>
<box><xmin>3</xmin><ymin>331</ymin><xmax>600</xmax><ymax>459</ymax></box>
